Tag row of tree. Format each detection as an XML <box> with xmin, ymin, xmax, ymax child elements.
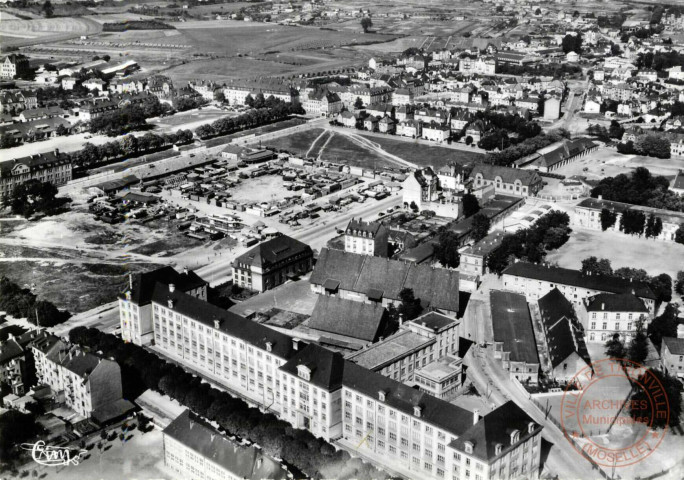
<box><xmin>195</xmin><ymin>99</ymin><xmax>303</xmax><ymax>139</ymax></box>
<box><xmin>89</xmin><ymin>98</ymin><xmax>171</xmax><ymax>135</ymax></box>
<box><xmin>484</xmin><ymin>129</ymin><xmax>570</xmax><ymax>167</ymax></box>
<box><xmin>616</xmin><ymin>135</ymin><xmax>671</xmax><ymax>159</ymax></box>
<box><xmin>6</xmin><ymin>179</ymin><xmax>70</xmax><ymax>218</ymax></box>
<box><xmin>0</xmin><ymin>276</ymin><xmax>71</xmax><ymax>327</ymax></box>
<box><xmin>68</xmin><ymin>326</ymin><xmax>391</xmax><ymax>480</ymax></box>
<box><xmin>487</xmin><ymin>211</ymin><xmax>572</xmax><ymax>274</ymax></box>
<box><xmin>591</xmin><ymin>167</ymin><xmax>683</xmax><ymax>212</ymax></box>
<box><xmin>69</xmin><ymin>130</ymin><xmax>193</xmax><ymax>170</ymax></box>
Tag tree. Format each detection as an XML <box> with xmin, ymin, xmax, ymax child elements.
<box><xmin>676</xmin><ymin>224</ymin><xmax>684</xmax><ymax>245</ymax></box>
<box><xmin>619</xmin><ymin>210</ymin><xmax>646</xmax><ymax>236</ymax></box>
<box><xmin>42</xmin><ymin>0</ymin><xmax>54</xmax><ymax>18</ymax></box>
<box><xmin>0</xmin><ymin>133</ymin><xmax>16</xmax><ymax>149</ymax></box>
<box><xmin>581</xmin><ymin>256</ymin><xmax>613</xmax><ymax>276</ymax></box>
<box><xmin>0</xmin><ymin>411</ymin><xmax>44</xmax><ymax>463</ymax></box>
<box><xmin>649</xmin><ymin>273</ymin><xmax>672</xmax><ymax>303</ymax></box>
<box><xmin>465</xmin><ymin>135</ymin><xmax>473</xmax><ymax>145</ymax></box>
<box><xmin>627</xmin><ymin>319</ymin><xmax>649</xmax><ymax>364</ymax></box>
<box><xmin>434</xmin><ymin>229</ymin><xmax>460</xmax><ymax>269</ymax></box>
<box><xmin>244</xmin><ymin>94</ymin><xmax>255</xmax><ymax>108</ymax></box>
<box><xmin>397</xmin><ymin>288</ymin><xmax>422</xmax><ymax>321</ymax></box>
<box><xmin>630</xmin><ymin>369</ymin><xmax>682</xmax><ymax>428</ymax></box>
<box><xmin>561</xmin><ymin>33</ymin><xmax>582</xmax><ymax>54</ymax></box>
<box><xmin>605</xmin><ymin>334</ymin><xmax>626</xmax><ymax>359</ymax></box>
<box><xmin>599</xmin><ymin>208</ymin><xmax>618</xmax><ymax>231</ymax></box>
<box><xmin>645</xmin><ymin>213</ymin><xmax>663</xmax><ymax>238</ymax></box>
<box><xmin>354</xmin><ymin>97</ymin><xmax>364</xmax><ymax>109</ymax></box>
<box><xmin>648</xmin><ymin>304</ymin><xmax>679</xmax><ymax>349</ymax></box>
<box><xmin>614</xmin><ymin>267</ymin><xmax>649</xmax><ymax>283</ymax></box>
<box><xmin>214</xmin><ymin>90</ymin><xmax>225</xmax><ymax>103</ymax></box>
<box><xmin>608</xmin><ymin>120</ymin><xmax>624</xmax><ymax>139</ymax></box>
<box><xmin>471</xmin><ymin>213</ymin><xmax>491</xmax><ymax>242</ymax></box>
<box><xmin>675</xmin><ymin>270</ymin><xmax>684</xmax><ymax>295</ymax></box>
<box><xmin>409</xmin><ymin>201</ymin><xmax>418</xmax><ymax>212</ymax></box>
<box><xmin>462</xmin><ymin>193</ymin><xmax>480</xmax><ymax>217</ymax></box>
<box><xmin>360</xmin><ymin>17</ymin><xmax>373</xmax><ymax>33</ymax></box>
<box><xmin>9</xmin><ymin>179</ymin><xmax>65</xmax><ymax>218</ymax></box>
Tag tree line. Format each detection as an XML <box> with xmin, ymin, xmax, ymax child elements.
<box><xmin>195</xmin><ymin>98</ymin><xmax>304</xmax><ymax>140</ymax></box>
<box><xmin>591</xmin><ymin>167</ymin><xmax>684</xmax><ymax>212</ymax></box>
<box><xmin>0</xmin><ymin>276</ymin><xmax>71</xmax><ymax>327</ymax></box>
<box><xmin>483</xmin><ymin>129</ymin><xmax>570</xmax><ymax>167</ymax></box>
<box><xmin>488</xmin><ymin>211</ymin><xmax>572</xmax><ymax>274</ymax></box>
<box><xmin>68</xmin><ymin>326</ymin><xmax>392</xmax><ymax>480</ymax></box>
<box><xmin>89</xmin><ymin>98</ymin><xmax>171</xmax><ymax>136</ymax></box>
<box><xmin>617</xmin><ymin>134</ymin><xmax>671</xmax><ymax>159</ymax></box>
<box><xmin>69</xmin><ymin>130</ymin><xmax>193</xmax><ymax>170</ymax></box>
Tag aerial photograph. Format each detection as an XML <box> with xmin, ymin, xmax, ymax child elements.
<box><xmin>1</xmin><ymin>0</ymin><xmax>684</xmax><ymax>479</ymax></box>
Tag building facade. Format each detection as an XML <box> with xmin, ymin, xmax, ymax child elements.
<box><xmin>232</xmin><ymin>235</ymin><xmax>313</xmax><ymax>292</ymax></box>
<box><xmin>580</xmin><ymin>293</ymin><xmax>649</xmax><ymax>343</ymax></box>
<box><xmin>344</xmin><ymin>217</ymin><xmax>389</xmax><ymax>257</ymax></box>
<box><xmin>0</xmin><ymin>151</ymin><xmax>72</xmax><ymax>200</ymax></box>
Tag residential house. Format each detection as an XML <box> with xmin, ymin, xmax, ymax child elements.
<box><xmin>470</xmin><ymin>164</ymin><xmax>543</xmax><ymax>197</ymax></box>
<box><xmin>344</xmin><ymin>217</ymin><xmax>389</xmax><ymax>257</ymax></box>
<box><xmin>580</xmin><ymin>293</ymin><xmax>649</xmax><ymax>343</ymax></box>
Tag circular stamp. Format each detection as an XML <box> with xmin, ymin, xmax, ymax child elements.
<box><xmin>559</xmin><ymin>358</ymin><xmax>669</xmax><ymax>468</ymax></box>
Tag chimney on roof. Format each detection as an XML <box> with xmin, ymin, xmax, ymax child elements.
<box><xmin>183</xmin><ymin>267</ymin><xmax>189</xmax><ymax>275</ymax></box>
<box><xmin>293</xmin><ymin>338</ymin><xmax>299</xmax><ymax>351</ymax></box>
<box><xmin>169</xmin><ymin>284</ymin><xmax>176</xmax><ymax>293</ymax></box>
<box><xmin>601</xmin><ymin>303</ymin><xmax>605</xmax><ymax>310</ymax></box>
<box><xmin>473</xmin><ymin>408</ymin><xmax>480</xmax><ymax>425</ymax></box>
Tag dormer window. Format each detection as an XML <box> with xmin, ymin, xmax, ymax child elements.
<box><xmin>125</xmin><ymin>291</ymin><xmax>131</xmax><ymax>300</ymax></box>
<box><xmin>495</xmin><ymin>443</ymin><xmax>502</xmax><ymax>456</ymax></box>
<box><xmin>378</xmin><ymin>390</ymin><xmax>386</xmax><ymax>401</ymax></box>
<box><xmin>528</xmin><ymin>422</ymin><xmax>535</xmax><ymax>434</ymax></box>
<box><xmin>297</xmin><ymin>365</ymin><xmax>311</xmax><ymax>381</ymax></box>
<box><xmin>266</xmin><ymin>342</ymin><xmax>272</xmax><ymax>352</ymax></box>
<box><xmin>413</xmin><ymin>406</ymin><xmax>422</xmax><ymax>418</ymax></box>
<box><xmin>510</xmin><ymin>429</ymin><xmax>520</xmax><ymax>445</ymax></box>
<box><xmin>464</xmin><ymin>441</ymin><xmax>473</xmax><ymax>454</ymax></box>
<box><xmin>167</xmin><ymin>299</ymin><xmax>175</xmax><ymax>309</ymax></box>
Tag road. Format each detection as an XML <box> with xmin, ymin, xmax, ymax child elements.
<box><xmin>465</xmin><ymin>345</ymin><xmax>604</xmax><ymax>479</ymax></box>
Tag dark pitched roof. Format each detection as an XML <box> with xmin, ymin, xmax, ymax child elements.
<box><xmin>0</xmin><ymin>150</ymin><xmax>71</xmax><ymax>178</ymax></box>
<box><xmin>342</xmin><ymin>361</ymin><xmax>474</xmax><ymax>436</ymax></box>
<box><xmin>584</xmin><ymin>293</ymin><xmax>649</xmax><ymax>313</ymax></box>
<box><xmin>310</xmin><ymin>248</ymin><xmax>460</xmax><ymax>313</ymax></box>
<box><xmin>502</xmin><ymin>262</ymin><xmax>656</xmax><ymax>300</ymax></box>
<box><xmin>448</xmin><ymin>401</ymin><xmax>542</xmax><ymax>461</ymax></box>
<box><xmin>662</xmin><ymin>337</ymin><xmax>684</xmax><ymax>355</ymax></box>
<box><xmin>119</xmin><ymin>266</ymin><xmax>207</xmax><ymax>306</ymax></box>
<box><xmin>672</xmin><ymin>170</ymin><xmax>684</xmax><ymax>190</ymax></box>
<box><xmin>0</xmin><ymin>338</ymin><xmax>24</xmax><ymax>364</ymax></box>
<box><xmin>151</xmin><ymin>284</ymin><xmax>296</xmax><ymax>360</ymax></box>
<box><xmin>233</xmin><ymin>235</ymin><xmax>312</xmax><ymax>270</ymax></box>
<box><xmin>164</xmin><ymin>410</ymin><xmax>290</xmax><ymax>480</ymax></box>
<box><xmin>538</xmin><ymin>289</ymin><xmax>590</xmax><ymax>369</ymax></box>
<box><xmin>308</xmin><ymin>296</ymin><xmax>386</xmax><ymax>342</ymax></box>
<box><xmin>490</xmin><ymin>291</ymin><xmax>539</xmax><ymax>365</ymax></box>
<box><xmin>279</xmin><ymin>343</ymin><xmax>346</xmax><ymax>390</ymax></box>
<box><xmin>345</xmin><ymin>217</ymin><xmax>385</xmax><ymax>237</ymax></box>
<box><xmin>470</xmin><ymin>164</ymin><xmax>541</xmax><ymax>186</ymax></box>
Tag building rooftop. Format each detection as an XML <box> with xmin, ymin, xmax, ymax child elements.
<box><xmin>163</xmin><ymin>410</ymin><xmax>290</xmax><ymax>480</ymax></box>
<box><xmin>662</xmin><ymin>336</ymin><xmax>684</xmax><ymax>356</ymax></box>
<box><xmin>449</xmin><ymin>401</ymin><xmax>542</xmax><ymax>461</ymax></box>
<box><xmin>345</xmin><ymin>330</ymin><xmax>434</xmax><ymax>371</ymax></box>
<box><xmin>502</xmin><ymin>262</ymin><xmax>656</xmax><ymax>300</ymax></box>
<box><xmin>307</xmin><ymin>295</ymin><xmax>386</xmax><ymax>342</ymax></box>
<box><xmin>584</xmin><ymin>293</ymin><xmax>649</xmax><ymax>313</ymax></box>
<box><xmin>414</xmin><ymin>355</ymin><xmax>462</xmax><ymax>382</ymax></box>
<box><xmin>310</xmin><ymin>248</ymin><xmax>460</xmax><ymax>313</ymax></box>
<box><xmin>461</xmin><ymin>230</ymin><xmax>505</xmax><ymax>257</ymax></box>
<box><xmin>538</xmin><ymin>288</ymin><xmax>590</xmax><ymax>370</ymax></box>
<box><xmin>407</xmin><ymin>311</ymin><xmax>457</xmax><ymax>333</ymax></box>
<box><xmin>279</xmin><ymin>343</ymin><xmax>346</xmax><ymax>390</ymax></box>
<box><xmin>490</xmin><ymin>290</ymin><xmax>539</xmax><ymax>365</ymax></box>
<box><xmin>233</xmin><ymin>235</ymin><xmax>312</xmax><ymax>271</ymax></box>
<box><xmin>118</xmin><ymin>266</ymin><xmax>207</xmax><ymax>306</ymax></box>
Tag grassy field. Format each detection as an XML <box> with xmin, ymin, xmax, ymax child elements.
<box><xmin>0</xmin><ymin>17</ymin><xmax>102</xmax><ymax>49</ymax></box>
<box><xmin>319</xmin><ymin>133</ymin><xmax>393</xmax><ymax>168</ymax></box>
<box><xmin>265</xmin><ymin>128</ymin><xmax>326</xmax><ymax>156</ymax></box>
<box><xmin>359</xmin><ymin>134</ymin><xmax>484</xmax><ymax>169</ymax></box>
<box><xmin>546</xmin><ymin>227</ymin><xmax>684</xmax><ymax>279</ymax></box>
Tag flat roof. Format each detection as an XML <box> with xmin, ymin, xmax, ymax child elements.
<box><xmin>490</xmin><ymin>290</ymin><xmax>539</xmax><ymax>365</ymax></box>
<box><xmin>345</xmin><ymin>330</ymin><xmax>434</xmax><ymax>370</ymax></box>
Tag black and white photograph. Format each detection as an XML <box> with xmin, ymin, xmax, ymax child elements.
<box><xmin>0</xmin><ymin>0</ymin><xmax>683</xmax><ymax>478</ymax></box>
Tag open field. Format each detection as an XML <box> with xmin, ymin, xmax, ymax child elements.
<box><xmin>0</xmin><ymin>17</ymin><xmax>102</xmax><ymax>50</ymax></box>
<box><xmin>318</xmin><ymin>133</ymin><xmax>394</xmax><ymax>168</ymax></box>
<box><xmin>359</xmin><ymin>134</ymin><xmax>484</xmax><ymax>169</ymax></box>
<box><xmin>546</xmin><ymin>227</ymin><xmax>684</xmax><ymax>279</ymax></box>
<box><xmin>554</xmin><ymin>147</ymin><xmax>684</xmax><ymax>181</ymax></box>
<box><xmin>229</xmin><ymin>175</ymin><xmax>296</xmax><ymax>203</ymax></box>
<box><xmin>264</xmin><ymin>127</ymin><xmax>326</xmax><ymax>156</ymax></box>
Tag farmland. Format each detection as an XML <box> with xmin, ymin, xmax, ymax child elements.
<box><xmin>0</xmin><ymin>17</ymin><xmax>102</xmax><ymax>50</ymax></box>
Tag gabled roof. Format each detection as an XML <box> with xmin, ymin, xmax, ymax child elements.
<box><xmin>310</xmin><ymin>248</ymin><xmax>460</xmax><ymax>313</ymax></box>
<box><xmin>279</xmin><ymin>343</ymin><xmax>346</xmax><ymax>390</ymax></box>
<box><xmin>538</xmin><ymin>288</ymin><xmax>591</xmax><ymax>369</ymax></box>
<box><xmin>233</xmin><ymin>235</ymin><xmax>312</xmax><ymax>270</ymax></box>
<box><xmin>490</xmin><ymin>290</ymin><xmax>539</xmax><ymax>365</ymax></box>
<box><xmin>584</xmin><ymin>293</ymin><xmax>648</xmax><ymax>313</ymax></box>
<box><xmin>448</xmin><ymin>401</ymin><xmax>541</xmax><ymax>461</ymax></box>
<box><xmin>470</xmin><ymin>164</ymin><xmax>541</xmax><ymax>186</ymax></box>
<box><xmin>308</xmin><ymin>295</ymin><xmax>386</xmax><ymax>342</ymax></box>
<box><xmin>118</xmin><ymin>266</ymin><xmax>207</xmax><ymax>306</ymax></box>
<box><xmin>164</xmin><ymin>410</ymin><xmax>290</xmax><ymax>480</ymax></box>
<box><xmin>662</xmin><ymin>337</ymin><xmax>684</xmax><ymax>356</ymax></box>
<box><xmin>502</xmin><ymin>262</ymin><xmax>656</xmax><ymax>300</ymax></box>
